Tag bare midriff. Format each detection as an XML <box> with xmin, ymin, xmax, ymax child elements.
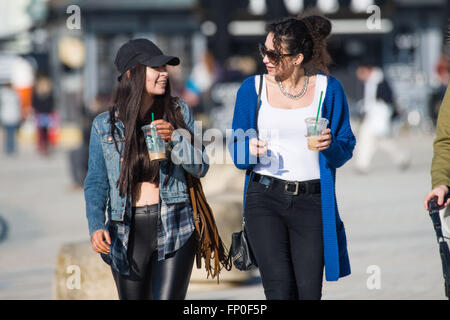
<box><xmin>133</xmin><ymin>182</ymin><xmax>159</xmax><ymax>206</ymax></box>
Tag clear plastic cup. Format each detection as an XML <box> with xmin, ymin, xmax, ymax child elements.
<box><xmin>141</xmin><ymin>123</ymin><xmax>166</xmax><ymax>161</ymax></box>
<box><xmin>304</xmin><ymin>117</ymin><xmax>329</xmax><ymax>151</ymax></box>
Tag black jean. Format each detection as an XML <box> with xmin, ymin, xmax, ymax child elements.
<box><xmin>244</xmin><ymin>176</ymin><xmax>324</xmax><ymax>300</ymax></box>
<box><xmin>110</xmin><ymin>204</ymin><xmax>196</xmax><ymax>300</ymax></box>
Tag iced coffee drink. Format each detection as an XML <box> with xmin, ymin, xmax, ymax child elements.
<box><xmin>307</xmin><ymin>136</ymin><xmax>321</xmax><ymax>151</ymax></box>
<box><xmin>141</xmin><ymin>123</ymin><xmax>166</xmax><ymax>162</ymax></box>
<box><xmin>304</xmin><ymin>117</ymin><xmax>329</xmax><ymax>151</ymax></box>
<box><xmin>149</xmin><ymin>150</ymin><xmax>166</xmax><ymax>161</ymax></box>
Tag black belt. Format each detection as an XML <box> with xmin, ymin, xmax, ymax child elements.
<box><xmin>251</xmin><ymin>172</ymin><xmax>321</xmax><ymax>196</ymax></box>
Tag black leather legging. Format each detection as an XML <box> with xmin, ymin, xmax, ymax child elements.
<box><xmin>110</xmin><ymin>204</ymin><xmax>196</xmax><ymax>300</ymax></box>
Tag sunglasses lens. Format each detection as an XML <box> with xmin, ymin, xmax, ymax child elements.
<box><xmin>267</xmin><ymin>51</ymin><xmax>279</xmax><ymax>63</ymax></box>
<box><xmin>258</xmin><ymin>43</ymin><xmax>279</xmax><ymax>64</ymax></box>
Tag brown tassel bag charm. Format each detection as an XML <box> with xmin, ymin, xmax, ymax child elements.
<box><xmin>174</xmin><ymin>103</ymin><xmax>231</xmax><ymax>282</ymax></box>
<box><xmin>185</xmin><ymin>173</ymin><xmax>232</xmax><ymax>283</ymax></box>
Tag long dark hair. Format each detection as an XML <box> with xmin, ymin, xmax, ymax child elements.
<box><xmin>266</xmin><ymin>14</ymin><xmax>333</xmax><ymax>74</ymax></box>
<box><xmin>108</xmin><ymin>64</ymin><xmax>189</xmax><ymax>198</ymax></box>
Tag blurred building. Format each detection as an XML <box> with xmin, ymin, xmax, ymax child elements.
<box><xmin>200</xmin><ymin>0</ymin><xmax>450</xmax><ymax>127</ymax></box>
<box><xmin>47</xmin><ymin>0</ymin><xmax>204</xmax><ymax>122</ymax></box>
<box><xmin>0</xmin><ymin>0</ymin><xmax>448</xmax><ymax>129</ymax></box>
<box><xmin>0</xmin><ymin>0</ymin><xmax>206</xmax><ymax>122</ymax></box>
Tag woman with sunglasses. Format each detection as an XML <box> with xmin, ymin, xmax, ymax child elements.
<box><xmin>229</xmin><ymin>15</ymin><xmax>356</xmax><ymax>300</ymax></box>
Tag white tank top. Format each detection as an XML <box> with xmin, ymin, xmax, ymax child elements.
<box><xmin>253</xmin><ymin>74</ymin><xmax>328</xmax><ymax>182</ymax></box>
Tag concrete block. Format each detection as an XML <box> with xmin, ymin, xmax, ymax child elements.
<box><xmin>53</xmin><ymin>241</ymin><xmax>118</xmax><ymax>300</ymax></box>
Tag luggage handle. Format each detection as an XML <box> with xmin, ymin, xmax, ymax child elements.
<box><xmin>427</xmin><ymin>196</ymin><xmax>450</xmax><ymax>300</ymax></box>
<box><xmin>428</xmin><ymin>197</ymin><xmax>447</xmax><ymax>239</ymax></box>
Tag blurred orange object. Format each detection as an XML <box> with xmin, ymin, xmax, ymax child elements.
<box><xmin>15</xmin><ymin>87</ymin><xmax>33</xmax><ymax>120</ymax></box>
<box><xmin>49</xmin><ymin>112</ymin><xmax>61</xmax><ymax>146</ymax></box>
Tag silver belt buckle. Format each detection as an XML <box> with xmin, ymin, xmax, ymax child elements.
<box><xmin>285</xmin><ymin>181</ymin><xmax>299</xmax><ymax>196</ymax></box>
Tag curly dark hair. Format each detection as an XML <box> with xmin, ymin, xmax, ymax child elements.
<box><xmin>266</xmin><ymin>14</ymin><xmax>333</xmax><ymax>74</ymax></box>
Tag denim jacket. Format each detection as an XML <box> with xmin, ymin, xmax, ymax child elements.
<box><xmin>84</xmin><ymin>98</ymin><xmax>209</xmax><ymax>238</ymax></box>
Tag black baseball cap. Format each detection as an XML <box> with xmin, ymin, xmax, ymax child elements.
<box><xmin>114</xmin><ymin>38</ymin><xmax>180</xmax><ymax>81</ymax></box>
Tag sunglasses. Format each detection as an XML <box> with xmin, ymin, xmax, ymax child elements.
<box><xmin>258</xmin><ymin>43</ymin><xmax>296</xmax><ymax>65</ymax></box>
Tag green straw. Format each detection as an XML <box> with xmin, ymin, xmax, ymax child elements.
<box><xmin>152</xmin><ymin>112</ymin><xmax>155</xmax><ymax>123</ymax></box>
<box><xmin>314</xmin><ymin>91</ymin><xmax>324</xmax><ymax>135</ymax></box>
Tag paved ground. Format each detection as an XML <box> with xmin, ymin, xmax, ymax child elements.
<box><xmin>0</xmin><ymin>129</ymin><xmax>447</xmax><ymax>300</ymax></box>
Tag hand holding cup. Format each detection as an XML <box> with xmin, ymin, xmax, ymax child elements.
<box><xmin>304</xmin><ymin>117</ymin><xmax>330</xmax><ymax>151</ymax></box>
<box><xmin>304</xmin><ymin>128</ymin><xmax>332</xmax><ymax>151</ymax></box>
<box><xmin>151</xmin><ymin>119</ymin><xmax>174</xmax><ymax>142</ymax></box>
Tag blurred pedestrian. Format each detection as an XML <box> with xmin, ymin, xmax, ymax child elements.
<box><xmin>32</xmin><ymin>74</ymin><xmax>54</xmax><ymax>156</ymax></box>
<box><xmin>68</xmin><ymin>94</ymin><xmax>109</xmax><ymax>189</ymax></box>
<box><xmin>354</xmin><ymin>60</ymin><xmax>410</xmax><ymax>173</ymax></box>
<box><xmin>84</xmin><ymin>39</ymin><xmax>210</xmax><ymax>300</ymax></box>
<box><xmin>425</xmin><ymin>84</ymin><xmax>450</xmax><ymax>210</ymax></box>
<box><xmin>229</xmin><ymin>15</ymin><xmax>355</xmax><ymax>300</ymax></box>
<box><xmin>0</xmin><ymin>82</ymin><xmax>21</xmax><ymax>155</ymax></box>
<box><xmin>182</xmin><ymin>50</ymin><xmax>220</xmax><ymax>115</ymax></box>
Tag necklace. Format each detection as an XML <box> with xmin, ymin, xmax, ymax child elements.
<box><xmin>277</xmin><ymin>73</ymin><xmax>309</xmax><ymax>100</ymax></box>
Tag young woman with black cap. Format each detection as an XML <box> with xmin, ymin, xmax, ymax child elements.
<box><xmin>229</xmin><ymin>15</ymin><xmax>356</xmax><ymax>299</ymax></box>
<box><xmin>84</xmin><ymin>38</ymin><xmax>209</xmax><ymax>300</ymax></box>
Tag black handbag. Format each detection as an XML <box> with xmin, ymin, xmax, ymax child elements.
<box><xmin>231</xmin><ymin>219</ymin><xmax>257</xmax><ymax>271</ymax></box>
<box><xmin>230</xmin><ymin>75</ymin><xmax>263</xmax><ymax>271</ymax></box>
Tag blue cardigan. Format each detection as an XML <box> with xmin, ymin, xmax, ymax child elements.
<box><xmin>228</xmin><ymin>74</ymin><xmax>356</xmax><ymax>281</ymax></box>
